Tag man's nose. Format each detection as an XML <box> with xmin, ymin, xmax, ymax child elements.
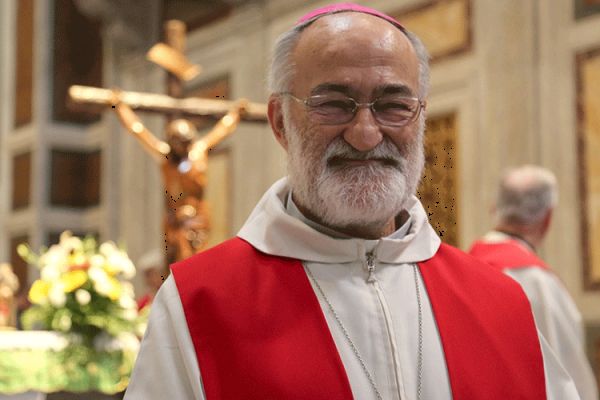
<box><xmin>342</xmin><ymin>106</ymin><xmax>384</xmax><ymax>152</ymax></box>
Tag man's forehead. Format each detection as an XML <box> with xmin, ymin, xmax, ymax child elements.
<box><xmin>290</xmin><ymin>13</ymin><xmax>419</xmax><ymax>94</ymax></box>
<box><xmin>294</xmin><ymin>13</ymin><xmax>412</xmax><ymax>59</ymax></box>
<box><xmin>297</xmin><ymin>3</ymin><xmax>405</xmax><ymax>31</ymax></box>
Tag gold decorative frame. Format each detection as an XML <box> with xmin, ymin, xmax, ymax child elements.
<box><xmin>418</xmin><ymin>113</ymin><xmax>460</xmax><ymax>247</ymax></box>
<box><xmin>576</xmin><ymin>46</ymin><xmax>600</xmax><ymax>290</ymax></box>
<box><xmin>391</xmin><ymin>0</ymin><xmax>472</xmax><ymax>62</ymax></box>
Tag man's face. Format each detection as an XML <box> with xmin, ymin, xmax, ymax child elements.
<box><xmin>279</xmin><ymin>13</ymin><xmax>425</xmax><ymax>231</ymax></box>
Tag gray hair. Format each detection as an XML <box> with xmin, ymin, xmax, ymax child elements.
<box><xmin>267</xmin><ymin>12</ymin><xmax>430</xmax><ymax>99</ymax></box>
<box><xmin>495</xmin><ymin>165</ymin><xmax>558</xmax><ymax>226</ymax></box>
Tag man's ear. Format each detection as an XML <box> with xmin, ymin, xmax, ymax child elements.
<box><xmin>268</xmin><ymin>95</ymin><xmax>288</xmax><ymax>151</ymax></box>
<box><xmin>541</xmin><ymin>208</ymin><xmax>553</xmax><ymax>236</ymax></box>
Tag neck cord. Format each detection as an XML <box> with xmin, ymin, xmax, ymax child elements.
<box><xmin>305</xmin><ymin>263</ymin><xmax>423</xmax><ymax>400</ymax></box>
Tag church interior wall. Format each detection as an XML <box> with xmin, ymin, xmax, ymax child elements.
<box><xmin>179</xmin><ymin>0</ymin><xmax>600</xmax><ymax>321</ymax></box>
<box><xmin>0</xmin><ymin>0</ymin><xmax>599</xmax><ymax>376</ymax></box>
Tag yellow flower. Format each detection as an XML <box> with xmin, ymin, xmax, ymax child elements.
<box><xmin>107</xmin><ymin>277</ymin><xmax>122</xmax><ymax>301</ymax></box>
<box><xmin>61</xmin><ymin>270</ymin><xmax>88</xmax><ymax>293</ymax></box>
<box><xmin>29</xmin><ymin>280</ymin><xmax>51</xmax><ymax>304</ymax></box>
<box><xmin>103</xmin><ymin>260</ymin><xmax>120</xmax><ymax>276</ymax></box>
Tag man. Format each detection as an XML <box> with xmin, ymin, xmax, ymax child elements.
<box><xmin>469</xmin><ymin>165</ymin><xmax>598</xmax><ymax>400</ymax></box>
<box><xmin>124</xmin><ymin>4</ymin><xmax>580</xmax><ymax>399</ymax></box>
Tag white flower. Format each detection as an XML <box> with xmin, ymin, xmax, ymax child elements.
<box><xmin>90</xmin><ymin>254</ymin><xmax>105</xmax><ymax>269</ymax></box>
<box><xmin>99</xmin><ymin>242</ymin><xmax>118</xmax><ymax>257</ymax></box>
<box><xmin>122</xmin><ymin>308</ymin><xmax>137</xmax><ymax>321</ymax></box>
<box><xmin>116</xmin><ymin>332</ymin><xmax>140</xmax><ymax>352</ymax></box>
<box><xmin>120</xmin><ymin>257</ymin><xmax>136</xmax><ymax>279</ymax></box>
<box><xmin>136</xmin><ymin>321</ymin><xmax>148</xmax><ymax>338</ymax></box>
<box><xmin>59</xmin><ymin>231</ymin><xmax>74</xmax><ymax>245</ymax></box>
<box><xmin>118</xmin><ymin>294</ymin><xmax>136</xmax><ymax>310</ymax></box>
<box><xmin>41</xmin><ymin>264</ymin><xmax>61</xmax><ymax>281</ymax></box>
<box><xmin>61</xmin><ymin>235</ymin><xmax>83</xmax><ymax>253</ymax></box>
<box><xmin>49</xmin><ymin>282</ymin><xmax>66</xmax><ymax>307</ymax></box>
<box><xmin>121</xmin><ymin>282</ymin><xmax>135</xmax><ymax>298</ymax></box>
<box><xmin>106</xmin><ymin>252</ymin><xmax>136</xmax><ymax>279</ymax></box>
<box><xmin>93</xmin><ymin>279</ymin><xmax>112</xmax><ymax>298</ymax></box>
<box><xmin>75</xmin><ymin>289</ymin><xmax>91</xmax><ymax>305</ymax></box>
<box><xmin>88</xmin><ymin>266</ymin><xmax>108</xmax><ymax>283</ymax></box>
<box><xmin>39</xmin><ymin>245</ymin><xmax>68</xmax><ymax>272</ymax></box>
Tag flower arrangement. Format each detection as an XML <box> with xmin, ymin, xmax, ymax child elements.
<box><xmin>0</xmin><ymin>262</ymin><xmax>19</xmax><ymax>327</ymax></box>
<box><xmin>17</xmin><ymin>231</ymin><xmax>144</xmax><ymax>348</ymax></box>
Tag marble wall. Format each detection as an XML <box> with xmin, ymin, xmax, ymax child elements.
<box><xmin>0</xmin><ymin>0</ymin><xmax>599</xmax><ymax>362</ymax></box>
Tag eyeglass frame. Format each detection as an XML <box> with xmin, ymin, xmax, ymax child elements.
<box><xmin>279</xmin><ymin>91</ymin><xmax>426</xmax><ymax>127</ymax></box>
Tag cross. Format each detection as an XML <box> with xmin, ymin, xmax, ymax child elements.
<box><xmin>68</xmin><ymin>20</ymin><xmax>267</xmax><ymax>122</ymax></box>
<box><xmin>67</xmin><ymin>20</ymin><xmax>267</xmax><ymax>264</ymax></box>
<box><xmin>68</xmin><ymin>84</ymin><xmax>267</xmax><ymax>122</ymax></box>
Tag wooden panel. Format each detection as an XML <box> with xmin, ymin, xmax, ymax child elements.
<box><xmin>10</xmin><ymin>235</ymin><xmax>29</xmax><ymax>296</ymax></box>
<box><xmin>584</xmin><ymin>323</ymin><xmax>600</xmax><ymax>392</ymax></box>
<box><xmin>417</xmin><ymin>113</ymin><xmax>460</xmax><ymax>246</ymax></box>
<box><xmin>576</xmin><ymin>47</ymin><xmax>600</xmax><ymax>290</ymax></box>
<box><xmin>161</xmin><ymin>0</ymin><xmax>232</xmax><ymax>32</ymax></box>
<box><xmin>575</xmin><ymin>0</ymin><xmax>600</xmax><ymax>19</ymax></box>
<box><xmin>184</xmin><ymin>75</ymin><xmax>230</xmax><ymax>131</ymax></box>
<box><xmin>392</xmin><ymin>0</ymin><xmax>472</xmax><ymax>62</ymax></box>
<box><xmin>14</xmin><ymin>0</ymin><xmax>34</xmax><ymax>127</ymax></box>
<box><xmin>204</xmin><ymin>147</ymin><xmax>232</xmax><ymax>248</ymax></box>
<box><xmin>53</xmin><ymin>0</ymin><xmax>103</xmax><ymax>123</ymax></box>
<box><xmin>12</xmin><ymin>152</ymin><xmax>31</xmax><ymax>210</ymax></box>
<box><xmin>50</xmin><ymin>149</ymin><xmax>101</xmax><ymax>208</ymax></box>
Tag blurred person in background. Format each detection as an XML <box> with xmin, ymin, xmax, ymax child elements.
<box><xmin>136</xmin><ymin>249</ymin><xmax>166</xmax><ymax>311</ymax></box>
<box><xmin>469</xmin><ymin>165</ymin><xmax>598</xmax><ymax>400</ymax></box>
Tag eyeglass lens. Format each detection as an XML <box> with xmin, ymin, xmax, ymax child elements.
<box><xmin>305</xmin><ymin>95</ymin><xmax>420</xmax><ymax>126</ymax></box>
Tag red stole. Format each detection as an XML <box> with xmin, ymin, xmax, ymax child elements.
<box><xmin>468</xmin><ymin>239</ymin><xmax>549</xmax><ymax>272</ymax></box>
<box><xmin>172</xmin><ymin>238</ymin><xmax>546</xmax><ymax>400</ymax></box>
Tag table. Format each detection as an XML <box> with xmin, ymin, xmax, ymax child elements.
<box><xmin>0</xmin><ymin>331</ymin><xmax>137</xmax><ymax>398</ymax></box>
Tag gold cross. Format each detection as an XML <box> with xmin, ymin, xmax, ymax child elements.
<box><xmin>66</xmin><ymin>20</ymin><xmax>267</xmax><ymax>264</ymax></box>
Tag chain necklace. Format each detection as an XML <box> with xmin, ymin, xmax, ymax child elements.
<box><xmin>305</xmin><ymin>262</ymin><xmax>423</xmax><ymax>400</ymax></box>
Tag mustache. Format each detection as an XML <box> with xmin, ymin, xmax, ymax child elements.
<box><xmin>324</xmin><ymin>138</ymin><xmax>404</xmax><ymax>169</ymax></box>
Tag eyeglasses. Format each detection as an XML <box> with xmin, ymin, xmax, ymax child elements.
<box><xmin>280</xmin><ymin>92</ymin><xmax>425</xmax><ymax>127</ymax></box>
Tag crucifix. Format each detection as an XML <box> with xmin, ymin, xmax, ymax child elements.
<box><xmin>69</xmin><ymin>20</ymin><xmax>267</xmax><ymax>264</ymax></box>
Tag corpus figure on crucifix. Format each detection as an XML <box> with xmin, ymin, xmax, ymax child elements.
<box><xmin>68</xmin><ymin>20</ymin><xmax>265</xmax><ymax>263</ymax></box>
<box><xmin>111</xmin><ymin>95</ymin><xmax>247</xmax><ymax>262</ymax></box>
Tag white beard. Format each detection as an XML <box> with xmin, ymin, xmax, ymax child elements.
<box><xmin>285</xmin><ymin>114</ymin><xmax>425</xmax><ymax>231</ymax></box>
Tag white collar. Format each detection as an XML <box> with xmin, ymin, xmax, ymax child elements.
<box><xmin>237</xmin><ymin>177</ymin><xmax>441</xmax><ymax>264</ymax></box>
<box><xmin>284</xmin><ymin>191</ymin><xmax>413</xmax><ymax>241</ymax></box>
<box><xmin>482</xmin><ymin>230</ymin><xmax>536</xmax><ymax>252</ymax></box>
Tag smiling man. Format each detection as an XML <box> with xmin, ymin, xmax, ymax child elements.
<box><xmin>124</xmin><ymin>4</ymin><xmax>580</xmax><ymax>400</ymax></box>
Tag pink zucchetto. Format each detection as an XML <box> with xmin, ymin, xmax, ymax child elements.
<box><xmin>297</xmin><ymin>2</ymin><xmax>405</xmax><ymax>31</ymax></box>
